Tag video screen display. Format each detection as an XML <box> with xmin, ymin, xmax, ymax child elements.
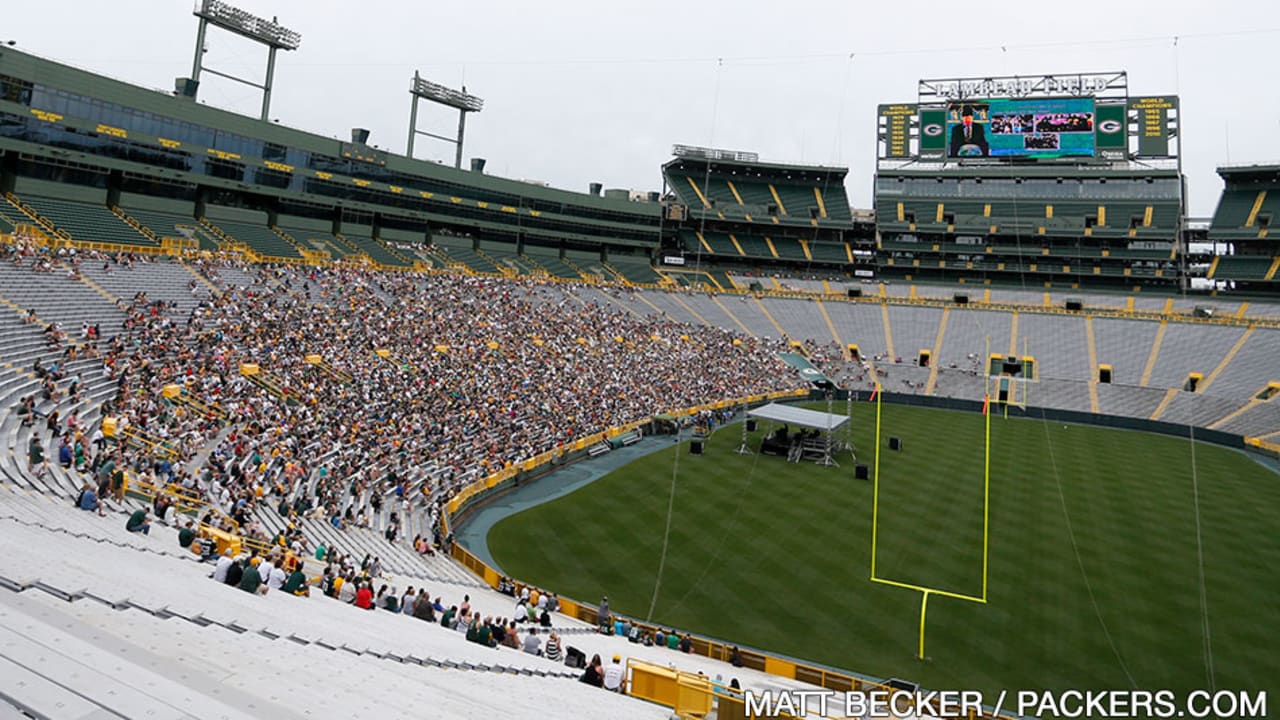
<box><xmin>946</xmin><ymin>97</ymin><xmax>1096</xmax><ymax>159</ymax></box>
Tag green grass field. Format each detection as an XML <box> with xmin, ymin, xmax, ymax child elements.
<box><xmin>488</xmin><ymin>403</ymin><xmax>1280</xmax><ymax>698</ymax></box>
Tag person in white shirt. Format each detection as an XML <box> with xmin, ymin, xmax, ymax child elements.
<box><xmin>212</xmin><ymin>550</ymin><xmax>234</xmax><ymax>583</ymax></box>
<box><xmin>258</xmin><ymin>556</ymin><xmax>274</xmax><ymax>578</ymax></box>
<box><xmin>267</xmin><ymin>564</ymin><xmax>288</xmax><ymax>590</ymax></box>
<box><xmin>603</xmin><ymin>655</ymin><xmax>625</xmax><ymax>693</ymax></box>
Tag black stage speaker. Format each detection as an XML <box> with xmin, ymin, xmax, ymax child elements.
<box><xmin>889</xmin><ymin>437</ymin><xmax>903</xmax><ymax>451</ymax></box>
<box><xmin>855</xmin><ymin>464</ymin><xmax>870</xmax><ymax>480</ymax></box>
<box><xmin>745</xmin><ymin>419</ymin><xmax>758</xmax><ymax>432</ymax></box>
<box><xmin>690</xmin><ymin>440</ymin><xmax>704</xmax><ymax>455</ymax></box>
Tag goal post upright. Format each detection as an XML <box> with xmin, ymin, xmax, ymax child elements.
<box><xmin>869</xmin><ymin>381</ymin><xmax>883</xmax><ymax>579</ymax></box>
<box><xmin>918</xmin><ymin>591</ymin><xmax>931</xmax><ymax>660</ymax></box>
<box><xmin>982</xmin><ymin>386</ymin><xmax>992</xmax><ymax>602</ymax></box>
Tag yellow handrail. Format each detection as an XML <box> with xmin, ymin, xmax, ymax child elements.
<box><xmin>119</xmin><ymin>426</ymin><xmax>180</xmax><ymax>460</ymax></box>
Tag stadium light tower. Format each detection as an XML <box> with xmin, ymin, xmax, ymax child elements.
<box><xmin>406</xmin><ymin>71</ymin><xmax>484</xmax><ymax>169</ymax></box>
<box><xmin>184</xmin><ymin>0</ymin><xmax>302</xmax><ymax>121</ymax></box>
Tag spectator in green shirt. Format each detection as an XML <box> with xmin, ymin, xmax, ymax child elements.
<box><xmin>177</xmin><ymin>520</ymin><xmax>197</xmax><ymax>548</ymax></box>
<box><xmin>282</xmin><ymin>567</ymin><xmax>310</xmax><ymax>597</ymax></box>
<box><xmin>239</xmin><ymin>557</ymin><xmax>266</xmax><ymax>595</ymax></box>
<box><xmin>125</xmin><ymin>509</ymin><xmax>150</xmax><ymax>535</ymax></box>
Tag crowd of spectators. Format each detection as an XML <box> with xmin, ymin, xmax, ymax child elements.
<box><xmin>61</xmin><ymin>261</ymin><xmax>804</xmax><ymax>556</ymax></box>
<box><xmin>3</xmin><ymin>246</ymin><xmax>798</xmax><ymax>703</ymax></box>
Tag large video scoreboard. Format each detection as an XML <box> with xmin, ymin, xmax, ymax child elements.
<box><xmin>876</xmin><ymin>72</ymin><xmax>1178</xmax><ymax>165</ymax></box>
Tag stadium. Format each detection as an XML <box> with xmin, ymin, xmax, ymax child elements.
<box><xmin>0</xmin><ymin>2</ymin><xmax>1277</xmax><ymax>719</ymax></box>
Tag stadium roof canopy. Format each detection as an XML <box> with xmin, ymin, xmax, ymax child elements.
<box><xmin>747</xmin><ymin>403</ymin><xmax>848</xmax><ymax>431</ymax></box>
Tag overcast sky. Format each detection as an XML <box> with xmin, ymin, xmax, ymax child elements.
<box><xmin>7</xmin><ymin>1</ymin><xmax>1278</xmax><ymax>216</ymax></box>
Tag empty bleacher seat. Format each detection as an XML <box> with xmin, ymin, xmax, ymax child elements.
<box><xmin>20</xmin><ymin>196</ymin><xmax>157</xmax><ymax>248</ymax></box>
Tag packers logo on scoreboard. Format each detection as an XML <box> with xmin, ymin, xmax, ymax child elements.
<box><xmin>1098</xmin><ymin>119</ymin><xmax>1123</xmax><ymax>134</ymax></box>
<box><xmin>923</xmin><ymin>123</ymin><xmax>944</xmax><ymax>137</ymax></box>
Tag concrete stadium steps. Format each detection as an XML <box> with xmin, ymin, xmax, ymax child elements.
<box><xmin>563</xmin><ymin>285</ymin><xmax>626</xmax><ymax>315</ymax></box>
<box><xmin>1146</xmin><ymin>324</ymin><xmax>1246</xmax><ymax>389</ymax></box>
<box><xmin>1199</xmin><ymin>329</ymin><xmax>1280</xmax><ymax>399</ymax></box>
<box><xmin>1015</xmin><ymin>313</ymin><xmax>1090</xmax><ymax>381</ymax></box>
<box><xmin>676</xmin><ymin>294</ymin><xmax>744</xmax><ymax>334</ymax></box>
<box><xmin>929</xmin><ymin>368</ymin><xmax>990</xmax><ymax>401</ymax></box>
<box><xmin>1096</xmin><ymin>384</ymin><xmax>1168</xmax><ymax>419</ymax></box>
<box><xmin>1214</xmin><ymin>400</ymin><xmax>1280</xmax><ymax>437</ymax></box>
<box><xmin>574</xmin><ymin>287</ymin><xmax>655</xmax><ymax>319</ymax></box>
<box><xmin>0</xmin><ymin>593</ymin><xmax>275</xmax><ymax>720</ymax></box>
<box><xmin>939</xmin><ymin>310</ymin><xmax>1013</xmax><ymax>369</ymax></box>
<box><xmin>78</xmin><ymin>259</ymin><xmax>206</xmax><ymax>309</ymax></box>
<box><xmin>207</xmin><ymin>265</ymin><xmax>258</xmax><ymax>290</ymax></box>
<box><xmin>0</xmin><ymin>263</ymin><xmax>127</xmax><ymax>334</ymax></box>
<box><xmin>940</xmin><ymin>284</ymin><xmax>1258</xmax><ymax>320</ymax></box>
<box><xmin>1131</xmin><ymin>296</ymin><xmax>1186</xmax><ymax>313</ymax></box>
<box><xmin>0</xmin><ymin>487</ymin><xmax>188</xmax><ymax>560</ymax></box>
<box><xmin>823</xmin><ymin>303</ymin><xmax>888</xmax><ymax>360</ymax></box>
<box><xmin>0</xmin><ymin>583</ymin><xmax>661</xmax><ymax>720</ymax></box>
<box><xmin>775</xmin><ymin>278</ymin><xmax>830</xmax><ymax>294</ymax></box>
<box><xmin>0</xmin><ymin>313</ymin><xmax>117</xmax><ymax>498</ymax></box>
<box><xmin>0</xmin><ymin>503</ymin><xmax>824</xmax><ymax>713</ymax></box>
<box><xmin>1</xmin><ymin>592</ymin><xmax>662</xmax><ymax>720</ymax></box>
<box><xmin>985</xmin><ymin>287</ymin><xmax>1052</xmax><ymax>306</ymax></box>
<box><xmin>634</xmin><ymin>291</ymin><xmax>704</xmax><ymax>325</ymax></box>
<box><xmin>765</xmin><ymin>297</ymin><xmax>837</xmax><ymax>343</ymax></box>
<box><xmin>1028</xmin><ymin>379</ymin><xmax>1094</xmax><ymax>413</ymax></box>
<box><xmin>0</xmin><ymin>313</ymin><xmax>100</xmax><ymax>378</ymax></box>
<box><xmin>291</xmin><ymin>515</ymin><xmax>484</xmax><ymax>589</ymax></box>
<box><xmin>1156</xmin><ymin>393</ymin><xmax>1244</xmax><ymax>427</ymax></box>
<box><xmin>1092</xmin><ymin>318</ymin><xmax>1159</xmax><ymax>386</ymax></box>
<box><xmin>885</xmin><ymin>306</ymin><xmax>945</xmax><ymax>365</ymax></box>
<box><xmin>876</xmin><ymin>364</ymin><xmax>932</xmax><ymax>395</ymax></box>
<box><xmin>726</xmin><ymin>296</ymin><xmax>786</xmax><ymax>338</ymax></box>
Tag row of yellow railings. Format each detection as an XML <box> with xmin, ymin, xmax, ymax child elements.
<box><xmin>126</xmin><ymin>475</ymin><xmax>277</xmax><ymax>558</ymax></box>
